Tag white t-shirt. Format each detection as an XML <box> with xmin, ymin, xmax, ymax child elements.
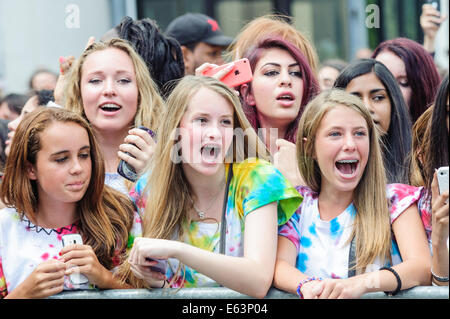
<box><xmin>279</xmin><ymin>184</ymin><xmax>422</xmax><ymax>279</ymax></box>
<box><xmin>0</xmin><ymin>206</ymin><xmax>142</xmax><ymax>297</ymax></box>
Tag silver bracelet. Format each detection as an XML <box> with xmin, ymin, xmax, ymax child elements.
<box><xmin>431</xmin><ymin>268</ymin><xmax>449</xmax><ymax>282</ymax></box>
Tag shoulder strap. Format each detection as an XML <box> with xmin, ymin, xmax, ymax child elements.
<box><xmin>219</xmin><ymin>164</ymin><xmax>233</xmax><ymax>255</ymax></box>
<box><xmin>348</xmin><ymin>235</ymin><xmax>357</xmax><ymax>277</ymax></box>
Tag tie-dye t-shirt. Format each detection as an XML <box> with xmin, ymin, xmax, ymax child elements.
<box><xmin>0</xmin><ymin>207</ymin><xmax>142</xmax><ymax>298</ymax></box>
<box><xmin>129</xmin><ymin>158</ymin><xmax>302</xmax><ymax>288</ymax></box>
<box><xmin>278</xmin><ymin>183</ymin><xmax>422</xmax><ymax>279</ymax></box>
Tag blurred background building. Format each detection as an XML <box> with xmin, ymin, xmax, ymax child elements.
<box><xmin>0</xmin><ymin>0</ymin><xmax>448</xmax><ymax>94</ymax></box>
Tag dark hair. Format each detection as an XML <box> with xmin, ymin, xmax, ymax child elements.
<box><xmin>0</xmin><ymin>93</ymin><xmax>28</xmax><ymax>115</ymax></box>
<box><xmin>35</xmin><ymin>89</ymin><xmax>55</xmax><ymax>106</ymax></box>
<box><xmin>423</xmin><ymin>74</ymin><xmax>449</xmax><ymax>191</ymax></box>
<box><xmin>116</xmin><ymin>16</ymin><xmax>185</xmax><ymax>98</ymax></box>
<box><xmin>334</xmin><ymin>58</ymin><xmax>412</xmax><ymax>184</ymax></box>
<box><xmin>371</xmin><ymin>38</ymin><xmax>441</xmax><ymax>124</ymax></box>
<box><xmin>240</xmin><ymin>36</ymin><xmax>319</xmax><ymax>143</ymax></box>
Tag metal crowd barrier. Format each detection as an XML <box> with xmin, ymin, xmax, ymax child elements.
<box><xmin>49</xmin><ymin>286</ymin><xmax>448</xmax><ymax>299</ymax></box>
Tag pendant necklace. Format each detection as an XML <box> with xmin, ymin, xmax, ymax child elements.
<box><xmin>190</xmin><ymin>180</ymin><xmax>225</xmax><ymax>220</ymax></box>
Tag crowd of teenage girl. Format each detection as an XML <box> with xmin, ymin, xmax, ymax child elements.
<box><xmin>0</xmin><ymin>6</ymin><xmax>448</xmax><ymax>299</ymax></box>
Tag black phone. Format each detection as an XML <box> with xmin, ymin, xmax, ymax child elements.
<box><xmin>117</xmin><ymin>126</ymin><xmax>155</xmax><ymax>182</ymax></box>
<box><xmin>426</xmin><ymin>0</ymin><xmax>440</xmax><ymax>12</ymax></box>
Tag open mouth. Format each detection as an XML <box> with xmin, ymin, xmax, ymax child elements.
<box><xmin>276</xmin><ymin>94</ymin><xmax>294</xmax><ymax>101</ymax></box>
<box><xmin>99</xmin><ymin>103</ymin><xmax>121</xmax><ymax>112</ymax></box>
<box><xmin>200</xmin><ymin>144</ymin><xmax>221</xmax><ymax>163</ymax></box>
<box><xmin>335</xmin><ymin>159</ymin><xmax>358</xmax><ymax>176</ymax></box>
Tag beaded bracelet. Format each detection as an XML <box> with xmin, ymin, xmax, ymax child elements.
<box><xmin>380</xmin><ymin>266</ymin><xmax>402</xmax><ymax>296</ymax></box>
<box><xmin>296</xmin><ymin>276</ymin><xmax>323</xmax><ymax>299</ymax></box>
<box><xmin>431</xmin><ymin>268</ymin><xmax>449</xmax><ymax>283</ymax></box>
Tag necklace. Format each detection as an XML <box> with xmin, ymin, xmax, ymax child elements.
<box><xmin>190</xmin><ymin>180</ymin><xmax>226</xmax><ymax>220</ymax></box>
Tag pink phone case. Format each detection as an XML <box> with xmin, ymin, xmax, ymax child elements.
<box><xmin>202</xmin><ymin>58</ymin><xmax>253</xmax><ymax>88</ymax></box>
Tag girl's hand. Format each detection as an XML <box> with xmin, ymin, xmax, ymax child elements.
<box><xmin>274</xmin><ymin>139</ymin><xmax>305</xmax><ymax>187</ymax></box>
<box><xmin>9</xmin><ymin>259</ymin><xmax>66</xmax><ymax>299</ymax></box>
<box><xmin>54</xmin><ymin>36</ymin><xmax>95</xmax><ymax>105</ymax></box>
<box><xmin>60</xmin><ymin>244</ymin><xmax>111</xmax><ymax>288</ymax></box>
<box><xmin>128</xmin><ymin>260</ymin><xmax>167</xmax><ymax>287</ymax></box>
<box><xmin>118</xmin><ymin>128</ymin><xmax>156</xmax><ymax>176</ymax></box>
<box><xmin>311</xmin><ymin>278</ymin><xmax>367</xmax><ymax>299</ymax></box>
<box><xmin>195</xmin><ymin>62</ymin><xmax>234</xmax><ymax>80</ymax></box>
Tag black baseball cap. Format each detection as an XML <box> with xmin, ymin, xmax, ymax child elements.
<box><xmin>166</xmin><ymin>13</ymin><xmax>233</xmax><ymax>47</ymax></box>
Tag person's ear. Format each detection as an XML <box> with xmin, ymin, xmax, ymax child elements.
<box><xmin>26</xmin><ymin>162</ymin><xmax>37</xmax><ymax>180</ymax></box>
<box><xmin>181</xmin><ymin>46</ymin><xmax>194</xmax><ymax>75</ymax></box>
<box><xmin>240</xmin><ymin>84</ymin><xmax>256</xmax><ymax>107</ymax></box>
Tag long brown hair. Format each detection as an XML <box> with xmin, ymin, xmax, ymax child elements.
<box><xmin>0</xmin><ymin>107</ymin><xmax>135</xmax><ymax>269</ymax></box>
<box><xmin>297</xmin><ymin>89</ymin><xmax>391</xmax><ymax>271</ymax></box>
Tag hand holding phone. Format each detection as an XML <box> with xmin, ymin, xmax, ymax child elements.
<box><xmin>437</xmin><ymin>166</ymin><xmax>449</xmax><ymax>203</ymax></box>
<box><xmin>202</xmin><ymin>58</ymin><xmax>253</xmax><ymax>88</ymax></box>
<box><xmin>145</xmin><ymin>257</ymin><xmax>168</xmax><ymax>274</ymax></box>
<box><xmin>61</xmin><ymin>234</ymin><xmax>89</xmax><ymax>285</ymax></box>
<box><xmin>117</xmin><ymin>126</ymin><xmax>156</xmax><ymax>182</ymax></box>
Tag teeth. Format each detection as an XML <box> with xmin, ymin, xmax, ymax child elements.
<box><xmin>278</xmin><ymin>95</ymin><xmax>293</xmax><ymax>100</ymax></box>
<box><xmin>337</xmin><ymin>160</ymin><xmax>358</xmax><ymax>164</ymax></box>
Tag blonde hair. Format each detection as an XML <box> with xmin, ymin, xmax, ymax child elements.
<box><xmin>297</xmin><ymin>89</ymin><xmax>391</xmax><ymax>271</ymax></box>
<box><xmin>228</xmin><ymin>14</ymin><xmax>319</xmax><ymax>73</ymax></box>
<box><xmin>64</xmin><ymin>38</ymin><xmax>164</xmax><ymax>131</ymax></box>
<box><xmin>117</xmin><ymin>76</ymin><xmax>270</xmax><ymax>287</ymax></box>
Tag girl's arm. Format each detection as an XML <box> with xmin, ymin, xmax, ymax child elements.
<box><xmin>129</xmin><ymin>202</ymin><xmax>279</xmax><ymax>298</ymax></box>
<box><xmin>273</xmin><ymin>236</ymin><xmax>308</xmax><ymax>295</ymax></box>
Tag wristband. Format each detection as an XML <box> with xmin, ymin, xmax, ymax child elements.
<box><xmin>431</xmin><ymin>268</ymin><xmax>449</xmax><ymax>283</ymax></box>
<box><xmin>380</xmin><ymin>266</ymin><xmax>402</xmax><ymax>296</ymax></box>
<box><xmin>296</xmin><ymin>276</ymin><xmax>322</xmax><ymax>299</ymax></box>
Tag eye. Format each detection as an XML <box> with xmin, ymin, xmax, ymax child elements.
<box><xmin>221</xmin><ymin>118</ymin><xmax>233</xmax><ymax>126</ymax></box>
<box><xmin>329</xmin><ymin>131</ymin><xmax>341</xmax><ymax>137</ymax></box>
<box><xmin>88</xmin><ymin>78</ymin><xmax>101</xmax><ymax>84</ymax></box>
<box><xmin>194</xmin><ymin>117</ymin><xmax>207</xmax><ymax>124</ymax></box>
<box><xmin>55</xmin><ymin>156</ymin><xmax>68</xmax><ymax>163</ymax></box>
<box><xmin>355</xmin><ymin>130</ymin><xmax>367</xmax><ymax>137</ymax></box>
<box><xmin>118</xmin><ymin>78</ymin><xmax>131</xmax><ymax>84</ymax></box>
<box><xmin>397</xmin><ymin>78</ymin><xmax>409</xmax><ymax>87</ymax></box>
<box><xmin>289</xmin><ymin>71</ymin><xmax>302</xmax><ymax>78</ymax></box>
<box><xmin>79</xmin><ymin>152</ymin><xmax>90</xmax><ymax>159</ymax></box>
<box><xmin>264</xmin><ymin>70</ymin><xmax>279</xmax><ymax>77</ymax></box>
<box><xmin>373</xmin><ymin>95</ymin><xmax>386</xmax><ymax>102</ymax></box>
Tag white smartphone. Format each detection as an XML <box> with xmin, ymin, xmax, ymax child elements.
<box><xmin>437</xmin><ymin>166</ymin><xmax>449</xmax><ymax>204</ymax></box>
<box><xmin>61</xmin><ymin>234</ymin><xmax>89</xmax><ymax>285</ymax></box>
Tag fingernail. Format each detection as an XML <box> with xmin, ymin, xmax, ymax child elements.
<box><xmin>59</xmin><ymin>56</ymin><xmax>66</xmax><ymax>64</ymax></box>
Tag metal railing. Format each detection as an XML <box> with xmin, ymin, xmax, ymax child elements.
<box><xmin>49</xmin><ymin>286</ymin><xmax>448</xmax><ymax>299</ymax></box>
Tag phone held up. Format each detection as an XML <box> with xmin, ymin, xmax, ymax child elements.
<box><xmin>145</xmin><ymin>257</ymin><xmax>168</xmax><ymax>275</ymax></box>
<box><xmin>437</xmin><ymin>166</ymin><xmax>449</xmax><ymax>204</ymax></box>
<box><xmin>117</xmin><ymin>126</ymin><xmax>156</xmax><ymax>182</ymax></box>
<box><xmin>202</xmin><ymin>58</ymin><xmax>253</xmax><ymax>88</ymax></box>
<box><xmin>61</xmin><ymin>234</ymin><xmax>90</xmax><ymax>285</ymax></box>
<box><xmin>426</xmin><ymin>0</ymin><xmax>441</xmax><ymax>12</ymax></box>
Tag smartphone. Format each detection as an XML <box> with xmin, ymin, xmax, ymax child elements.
<box><xmin>61</xmin><ymin>234</ymin><xmax>89</xmax><ymax>285</ymax></box>
<box><xmin>145</xmin><ymin>257</ymin><xmax>168</xmax><ymax>274</ymax></box>
<box><xmin>117</xmin><ymin>126</ymin><xmax>156</xmax><ymax>182</ymax></box>
<box><xmin>426</xmin><ymin>0</ymin><xmax>440</xmax><ymax>12</ymax></box>
<box><xmin>202</xmin><ymin>58</ymin><xmax>253</xmax><ymax>88</ymax></box>
<box><xmin>437</xmin><ymin>166</ymin><xmax>449</xmax><ymax>203</ymax></box>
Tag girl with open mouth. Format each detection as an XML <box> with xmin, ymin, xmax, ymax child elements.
<box><xmin>116</xmin><ymin>76</ymin><xmax>302</xmax><ymax>298</ymax></box>
<box><xmin>274</xmin><ymin>90</ymin><xmax>431</xmax><ymax>299</ymax></box>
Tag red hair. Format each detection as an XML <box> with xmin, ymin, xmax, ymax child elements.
<box><xmin>372</xmin><ymin>38</ymin><xmax>441</xmax><ymax>123</ymax></box>
<box><xmin>240</xmin><ymin>37</ymin><xmax>319</xmax><ymax>143</ymax></box>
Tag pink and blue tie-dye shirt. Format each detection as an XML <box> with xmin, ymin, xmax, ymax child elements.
<box><xmin>0</xmin><ymin>207</ymin><xmax>142</xmax><ymax>298</ymax></box>
<box><xmin>278</xmin><ymin>183</ymin><xmax>423</xmax><ymax>279</ymax></box>
<box><xmin>129</xmin><ymin>158</ymin><xmax>302</xmax><ymax>288</ymax></box>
